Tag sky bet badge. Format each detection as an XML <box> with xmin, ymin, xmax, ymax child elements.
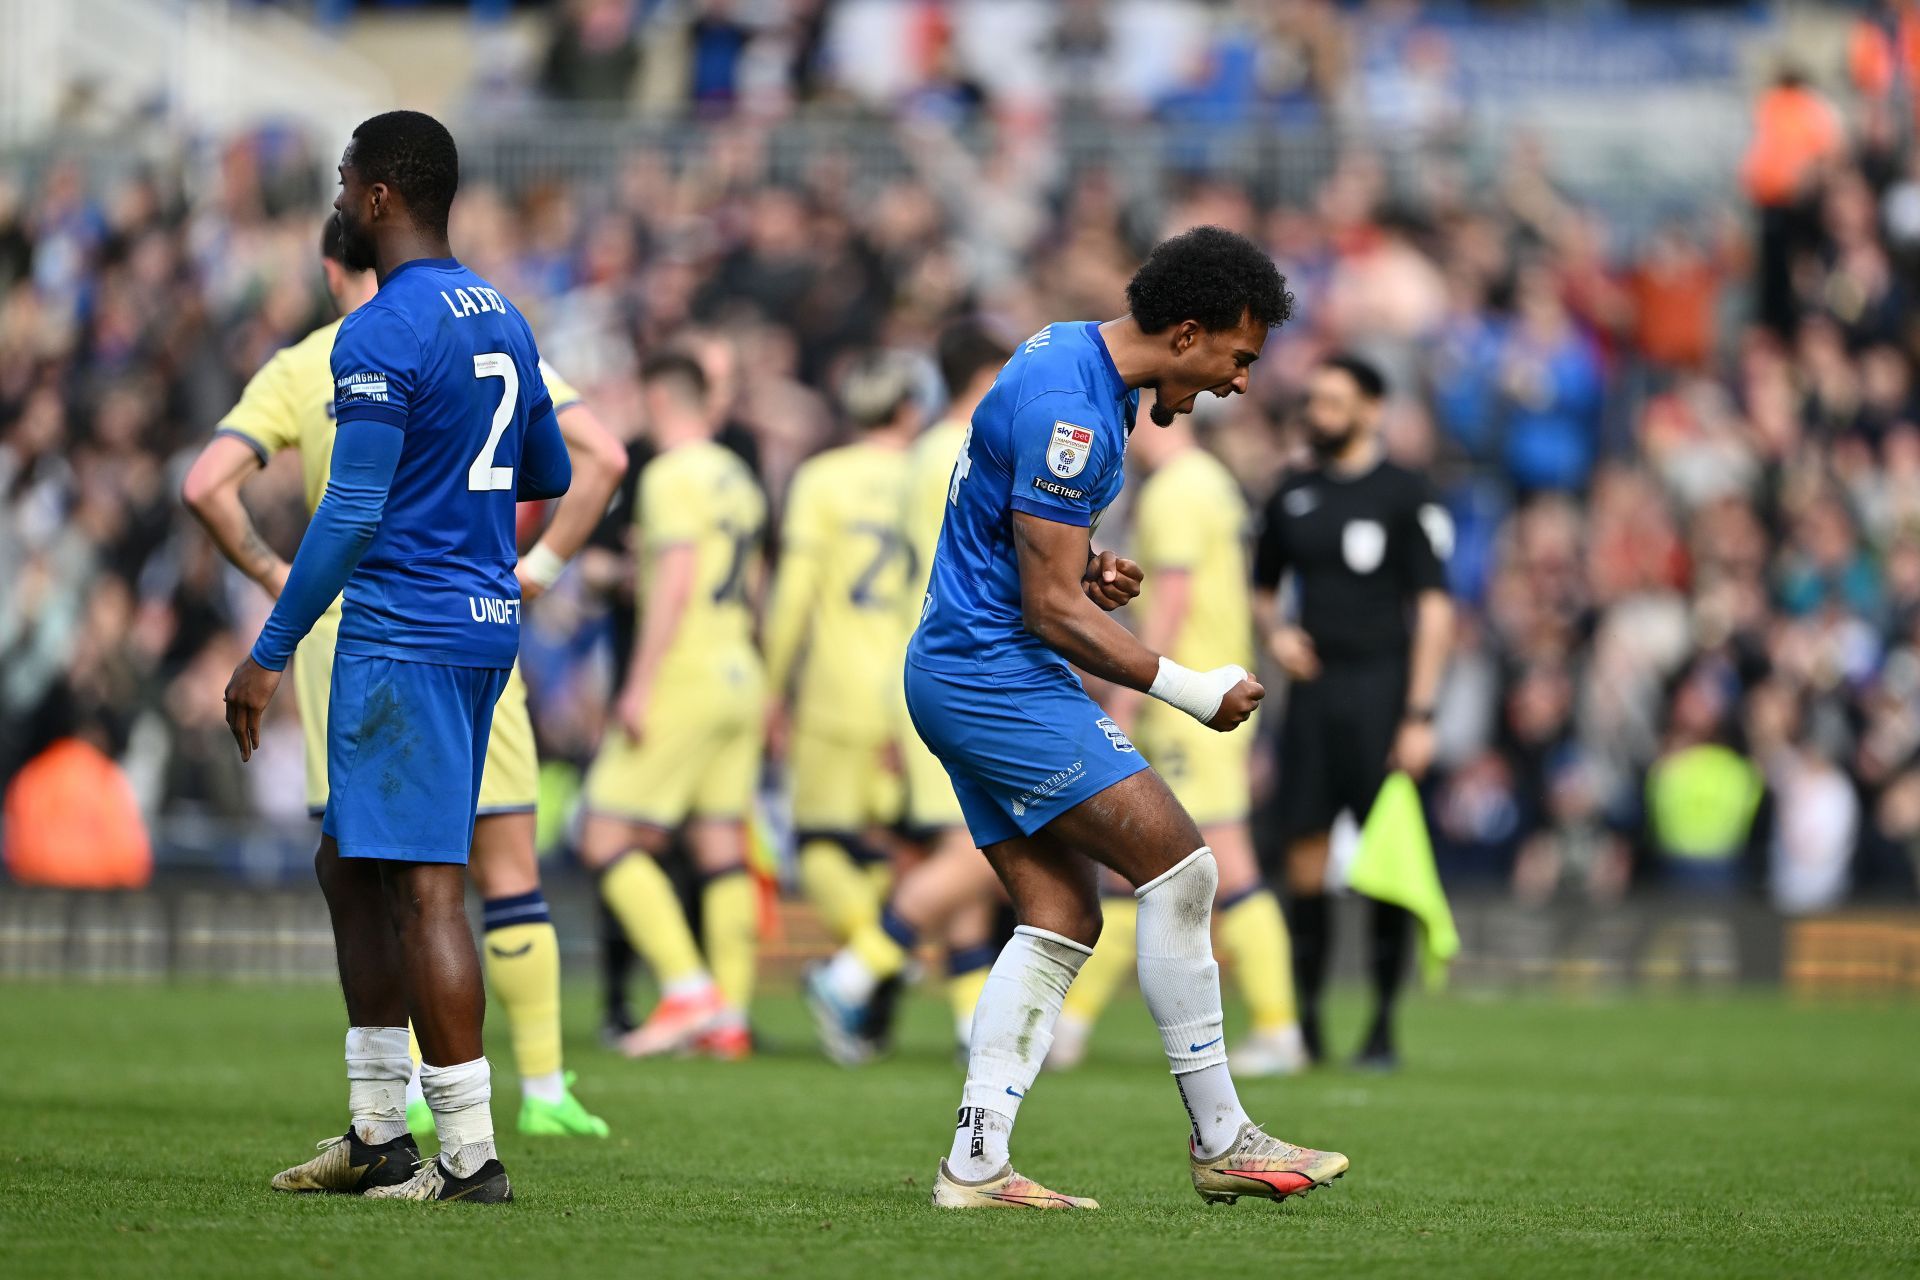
<box><xmin>1048</xmin><ymin>422</ymin><xmax>1094</xmax><ymax>478</ymax></box>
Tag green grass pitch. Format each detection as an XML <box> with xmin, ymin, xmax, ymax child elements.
<box><xmin>3</xmin><ymin>982</ymin><xmax>1914</xmax><ymax>1279</ymax></box>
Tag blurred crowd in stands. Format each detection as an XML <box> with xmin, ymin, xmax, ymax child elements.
<box><xmin>528</xmin><ymin>0</ymin><xmax>1367</xmax><ymax>130</ymax></box>
<box><xmin>5</xmin><ymin>2</ymin><xmax>1920</xmax><ymax>913</ymax></box>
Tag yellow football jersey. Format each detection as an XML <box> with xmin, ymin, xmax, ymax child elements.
<box><xmin>637</xmin><ymin>439</ymin><xmax>766</xmax><ymax>676</ymax></box>
<box><xmin>765</xmin><ymin>441</ymin><xmax>914</xmax><ymax>739</ymax></box>
<box><xmin>217</xmin><ymin>321</ymin><xmax>583</xmax><ymax>518</ymax></box>
<box><xmin>214</xmin><ymin>315</ymin><xmax>580</xmax><ymax>814</ymax></box>
<box><xmin>215</xmin><ymin>318</ymin><xmax>343</xmax><ymax>514</ymax></box>
<box><xmin>1131</xmin><ymin>445</ymin><xmax>1255</xmax><ymax>672</ymax></box>
<box><xmin>902</xmin><ymin>418</ymin><xmax>967</xmax><ymax>620</ymax></box>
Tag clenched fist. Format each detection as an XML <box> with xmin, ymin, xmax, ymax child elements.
<box><xmin>1207</xmin><ymin>675</ymin><xmax>1264</xmax><ymax>732</ymax></box>
<box><xmin>1083</xmin><ymin>549</ymin><xmax>1142</xmax><ymax>611</ymax></box>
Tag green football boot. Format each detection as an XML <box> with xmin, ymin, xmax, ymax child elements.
<box><xmin>517</xmin><ymin>1073</ymin><xmax>609</xmax><ymax>1137</ymax></box>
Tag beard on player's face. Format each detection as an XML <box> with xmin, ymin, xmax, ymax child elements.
<box><xmin>1307</xmin><ymin>418</ymin><xmax>1360</xmax><ymax>460</ymax></box>
<box><xmin>336</xmin><ymin>204</ymin><xmax>378</xmax><ymax>273</ymax></box>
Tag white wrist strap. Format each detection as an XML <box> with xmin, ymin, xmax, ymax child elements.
<box><xmin>521</xmin><ymin>542</ymin><xmax>567</xmax><ymax>590</ymax></box>
<box><xmin>1147</xmin><ymin>656</ymin><xmax>1247</xmax><ymax>725</ymax></box>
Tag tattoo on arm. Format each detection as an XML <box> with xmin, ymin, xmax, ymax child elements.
<box><xmin>238</xmin><ymin>525</ymin><xmax>277</xmax><ymax>577</ymax></box>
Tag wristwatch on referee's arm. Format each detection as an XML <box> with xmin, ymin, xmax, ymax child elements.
<box><xmin>1403</xmin><ymin>704</ymin><xmax>1436</xmax><ymax>725</ymax></box>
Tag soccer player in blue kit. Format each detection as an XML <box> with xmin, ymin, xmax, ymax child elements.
<box><xmin>908</xmin><ymin>227</ymin><xmax>1350</xmax><ymax>1209</ymax></box>
<box><xmin>222</xmin><ymin>111</ymin><xmax>571</xmax><ymax>1204</ymax></box>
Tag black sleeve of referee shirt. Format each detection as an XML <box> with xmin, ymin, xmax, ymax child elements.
<box><xmin>1252</xmin><ymin>484</ymin><xmax>1292</xmax><ymax>592</ymax></box>
<box><xmin>1397</xmin><ymin>475</ymin><xmax>1450</xmax><ymax>594</ymax></box>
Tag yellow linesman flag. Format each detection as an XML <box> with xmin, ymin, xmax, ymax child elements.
<box><xmin>1348</xmin><ymin>771</ymin><xmax>1459</xmax><ymax>988</ymax></box>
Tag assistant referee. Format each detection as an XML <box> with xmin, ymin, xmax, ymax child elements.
<box><xmin>1253</xmin><ymin>354</ymin><xmax>1454</xmax><ymax>1070</ymax></box>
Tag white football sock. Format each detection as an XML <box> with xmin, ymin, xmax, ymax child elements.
<box><xmin>948</xmin><ymin>925</ymin><xmax>1091</xmax><ymax>1179</ymax></box>
<box><xmin>1177</xmin><ymin>1064</ymin><xmax>1250</xmax><ymax>1160</ymax></box>
<box><xmin>420</xmin><ymin>1057</ymin><xmax>495</xmax><ymax>1178</ymax></box>
<box><xmin>344</xmin><ymin>1026</ymin><xmax>411</xmax><ymax>1146</ymax></box>
<box><xmin>404</xmin><ymin>1065</ymin><xmax>424</xmax><ymax>1108</ymax></box>
<box><xmin>821</xmin><ymin>947</ymin><xmax>880</xmax><ymax>1006</ymax></box>
<box><xmin>521</xmin><ymin>1070</ymin><xmax>567</xmax><ymax>1105</ymax></box>
<box><xmin>663</xmin><ymin>973</ymin><xmax>714</xmax><ymax>1000</ymax></box>
<box><xmin>946</xmin><ymin>1105</ymin><xmax>1014</xmax><ymax>1182</ymax></box>
<box><xmin>1135</xmin><ymin>848</ymin><xmax>1251</xmax><ymax>1156</ymax></box>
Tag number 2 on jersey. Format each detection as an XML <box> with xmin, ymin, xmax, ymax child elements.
<box><xmin>849</xmin><ymin>522</ymin><xmax>913</xmax><ymax>609</ymax></box>
<box><xmin>468</xmin><ymin>352</ymin><xmax>519</xmax><ymax>491</ymax></box>
<box><xmin>712</xmin><ymin>522</ymin><xmax>755</xmax><ymax>605</ymax></box>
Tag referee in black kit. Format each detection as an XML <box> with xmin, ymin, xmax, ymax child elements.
<box><xmin>1253</xmin><ymin>354</ymin><xmax>1454</xmax><ymax>1070</ymax></box>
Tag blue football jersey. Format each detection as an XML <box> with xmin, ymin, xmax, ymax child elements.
<box><xmin>908</xmin><ymin>321</ymin><xmax>1138</xmax><ymax>677</ymax></box>
<box><xmin>328</xmin><ymin>258</ymin><xmax>553</xmax><ymax>668</ymax></box>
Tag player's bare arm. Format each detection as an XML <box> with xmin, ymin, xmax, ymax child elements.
<box><xmin>182</xmin><ymin>434</ymin><xmax>291</xmax><ymax>598</ymax></box>
<box><xmin>617</xmin><ymin>540</ymin><xmax>695</xmax><ymax>742</ymax></box>
<box><xmin>761</xmin><ymin>513</ymin><xmax>820</xmax><ymax>763</ymax></box>
<box><xmin>1253</xmin><ymin>585</ymin><xmax>1321</xmax><ymax>681</ymax></box>
<box><xmin>518</xmin><ymin>401</ymin><xmax>625</xmax><ymax>601</ymax></box>
<box><xmin>1389</xmin><ymin>588</ymin><xmax>1454</xmax><ymax>779</ymax></box>
<box><xmin>1013</xmin><ymin>511</ymin><xmax>1260</xmax><ymax>732</ymax></box>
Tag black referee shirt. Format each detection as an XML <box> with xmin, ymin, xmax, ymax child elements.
<box><xmin>1252</xmin><ymin>460</ymin><xmax>1450</xmax><ymax>663</ymax></box>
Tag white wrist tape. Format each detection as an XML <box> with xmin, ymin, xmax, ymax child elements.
<box><xmin>1148</xmin><ymin>656</ymin><xmax>1247</xmax><ymax>725</ymax></box>
<box><xmin>521</xmin><ymin>542</ymin><xmax>566</xmax><ymax>590</ymax></box>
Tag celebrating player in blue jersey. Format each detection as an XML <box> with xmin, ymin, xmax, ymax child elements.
<box><xmin>222</xmin><ymin>111</ymin><xmax>571</xmax><ymax>1204</ymax></box>
<box><xmin>894</xmin><ymin>227</ymin><xmax>1349</xmax><ymax>1209</ymax></box>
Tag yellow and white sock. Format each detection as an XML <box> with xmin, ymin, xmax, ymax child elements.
<box><xmin>482</xmin><ymin>891</ymin><xmax>565</xmax><ymax>1103</ymax></box>
<box><xmin>600</xmin><ymin>851</ymin><xmax>711</xmax><ymax>995</ymax></box>
<box><xmin>1218</xmin><ymin>886</ymin><xmax>1297</xmax><ymax>1034</ymax></box>
<box><xmin>702</xmin><ymin>867</ymin><xmax>759</xmax><ymax>1014</ymax></box>
<box><xmin>861</xmin><ymin>856</ymin><xmax>893</xmax><ymax>903</ymax></box>
<box><xmin>821</xmin><ymin>902</ymin><xmax>916</xmax><ymax>1006</ymax></box>
<box><xmin>798</xmin><ymin>837</ymin><xmax>880</xmax><ymax>943</ymax></box>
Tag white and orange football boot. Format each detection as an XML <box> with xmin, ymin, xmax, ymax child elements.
<box><xmin>1190</xmin><ymin>1123</ymin><xmax>1349</xmax><ymax>1205</ymax></box>
<box><xmin>931</xmin><ymin>1160</ymin><xmax>1100</xmax><ymax>1210</ymax></box>
<box><xmin>692</xmin><ymin>1020</ymin><xmax>753</xmax><ymax>1062</ymax></box>
<box><xmin>618</xmin><ymin>985</ymin><xmax>725</xmax><ymax>1058</ymax></box>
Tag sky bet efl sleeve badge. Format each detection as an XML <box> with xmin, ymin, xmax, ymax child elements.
<box><xmin>1048</xmin><ymin>422</ymin><xmax>1094</xmax><ymax>479</ymax></box>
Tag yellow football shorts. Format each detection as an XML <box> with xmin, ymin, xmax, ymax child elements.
<box><xmin>899</xmin><ymin>709</ymin><xmax>965</xmax><ymax>833</ymax></box>
<box><xmin>1136</xmin><ymin>702</ymin><xmax>1254</xmax><ymax>827</ymax></box>
<box><xmin>292</xmin><ymin>607</ymin><xmax>540</xmax><ymax>818</ymax></box>
<box><xmin>583</xmin><ymin>652</ymin><xmax>763</xmax><ymax>829</ymax></box>
<box><xmin>789</xmin><ymin>726</ymin><xmax>902</xmax><ymax>836</ymax></box>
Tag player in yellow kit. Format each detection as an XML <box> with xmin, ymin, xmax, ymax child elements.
<box><xmin>1045</xmin><ymin>408</ymin><xmax>1307</xmax><ymax>1077</ymax></box>
<box><xmin>181</xmin><ymin>215</ymin><xmax>628</xmax><ymax>1135</ymax></box>
<box><xmin>578</xmin><ymin>351</ymin><xmax>767</xmax><ymax>1060</ymax></box>
<box><xmin>804</xmin><ymin>323</ymin><xmax>1011</xmax><ymax>1063</ymax></box>
<box><xmin>764</xmin><ymin>354</ymin><xmax>919</xmax><ymax>954</ymax></box>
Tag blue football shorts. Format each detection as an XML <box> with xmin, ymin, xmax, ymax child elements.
<box><xmin>903</xmin><ymin>659</ymin><xmax>1150</xmax><ymax>849</ymax></box>
<box><xmin>322</xmin><ymin>653</ymin><xmax>511</xmax><ymax>864</ymax></box>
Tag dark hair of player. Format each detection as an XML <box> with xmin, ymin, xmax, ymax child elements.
<box><xmin>639</xmin><ymin>350</ymin><xmax>710</xmax><ymax>404</ymax></box>
<box><xmin>348</xmin><ymin>110</ymin><xmax>460</xmax><ymax>237</ymax></box>
<box><xmin>935</xmin><ymin>318</ymin><xmax>1012</xmax><ymax>400</ymax></box>
<box><xmin>1321</xmin><ymin>352</ymin><xmax>1388</xmax><ymax>401</ymax></box>
<box><xmin>1125</xmin><ymin>225</ymin><xmax>1293</xmax><ymax>335</ymax></box>
<box><xmin>320</xmin><ymin>212</ymin><xmax>349</xmax><ymax>265</ymax></box>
